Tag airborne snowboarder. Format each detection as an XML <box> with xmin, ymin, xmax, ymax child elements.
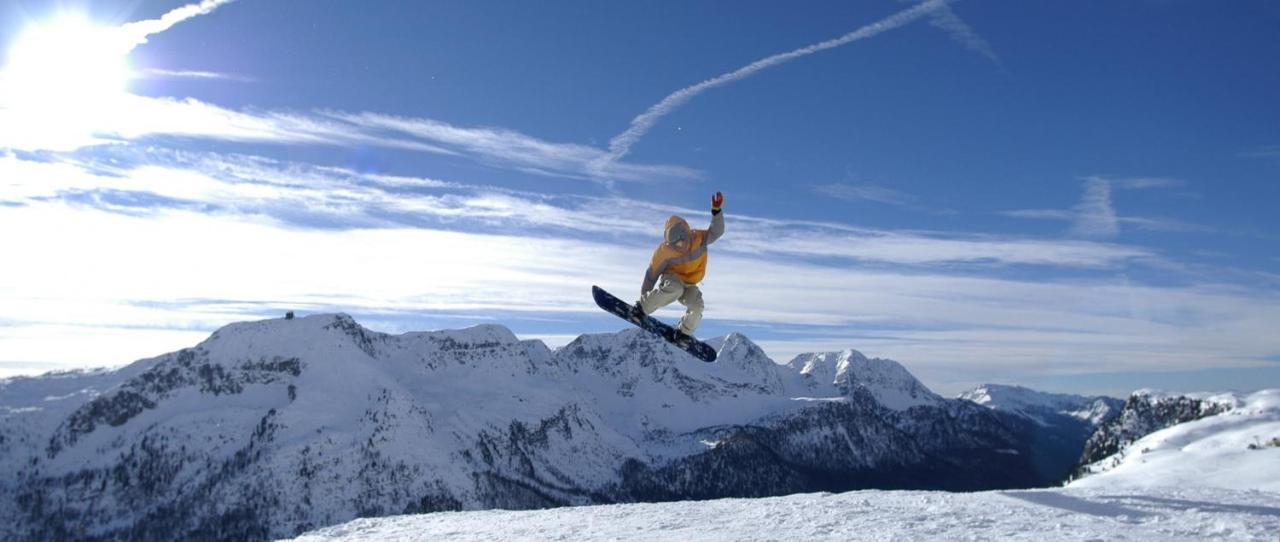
<box><xmin>632</xmin><ymin>191</ymin><xmax>725</xmax><ymax>343</ymax></box>
<box><xmin>590</xmin><ymin>192</ymin><xmax>724</xmax><ymax>362</ymax></box>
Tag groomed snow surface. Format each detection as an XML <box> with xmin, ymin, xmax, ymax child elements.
<box><xmin>287</xmin><ymin>486</ymin><xmax>1278</xmax><ymax>541</ymax></box>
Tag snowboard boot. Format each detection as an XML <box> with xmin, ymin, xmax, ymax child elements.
<box><xmin>629</xmin><ymin>303</ymin><xmax>646</xmax><ymax>323</ymax></box>
<box><xmin>669</xmin><ymin>328</ymin><xmax>694</xmax><ymax>347</ymax></box>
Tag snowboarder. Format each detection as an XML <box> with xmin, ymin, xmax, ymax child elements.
<box><xmin>632</xmin><ymin>191</ymin><xmax>725</xmax><ymax>343</ymax></box>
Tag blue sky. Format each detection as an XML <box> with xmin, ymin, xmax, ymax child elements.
<box><xmin>1</xmin><ymin>0</ymin><xmax>1277</xmax><ymax>396</ymax></box>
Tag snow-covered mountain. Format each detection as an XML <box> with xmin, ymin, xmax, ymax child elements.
<box><xmin>959</xmin><ymin>384</ymin><xmax>1123</xmax><ymax>482</ymax></box>
<box><xmin>1068</xmin><ymin>389</ymin><xmax>1275</xmax><ymax>489</ymax></box>
<box><xmin>0</xmin><ymin>314</ymin><xmax>1096</xmax><ymax>540</ymax></box>
<box><xmin>787</xmin><ymin>349</ymin><xmax>943</xmax><ymax>410</ymax></box>
<box><xmin>287</xmin><ymin>387</ymin><xmax>1280</xmax><ymax>541</ymax></box>
<box><xmin>959</xmin><ymin>384</ymin><xmax>1121</xmax><ymax>427</ymax></box>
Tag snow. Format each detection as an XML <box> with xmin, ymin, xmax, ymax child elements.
<box><xmin>958</xmin><ymin>383</ymin><xmax>1120</xmax><ymax>426</ymax></box>
<box><xmin>9</xmin><ymin>313</ymin><xmax>1278</xmax><ymax>541</ymax></box>
<box><xmin>280</xmin><ymin>371</ymin><xmax>1280</xmax><ymax>541</ymax></box>
<box><xmin>786</xmin><ymin>349</ymin><xmax>942</xmax><ymax>410</ymax></box>
<box><xmin>1071</xmin><ymin>390</ymin><xmax>1280</xmax><ymax>492</ymax></box>
<box><xmin>285</xmin><ymin>486</ymin><xmax>1280</xmax><ymax>541</ymax></box>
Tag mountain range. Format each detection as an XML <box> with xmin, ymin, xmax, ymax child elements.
<box><xmin>0</xmin><ymin>313</ymin><xmax>1211</xmax><ymax>541</ymax></box>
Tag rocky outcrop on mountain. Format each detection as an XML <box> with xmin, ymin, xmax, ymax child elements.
<box><xmin>1068</xmin><ymin>390</ymin><xmax>1234</xmax><ymax>482</ymax></box>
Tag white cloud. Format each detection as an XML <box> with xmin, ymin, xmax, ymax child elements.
<box><xmin>814</xmin><ymin>183</ymin><xmax>916</xmax><ymax>206</ymax></box>
<box><xmin>1238</xmin><ymin>145</ymin><xmax>1280</xmax><ymax>159</ymax></box>
<box><xmin>911</xmin><ymin>1</ymin><xmax>1001</xmax><ymax>64</ymax></box>
<box><xmin>813</xmin><ymin>181</ymin><xmax>955</xmax><ymax>215</ymax></box>
<box><xmin>2</xmin><ymin>191</ymin><xmax>1277</xmax><ymax>387</ymax></box>
<box><xmin>117</xmin><ymin>0</ymin><xmax>237</xmax><ymax>49</ymax></box>
<box><xmin>325</xmin><ymin>111</ymin><xmax>701</xmax><ymax>183</ymax></box>
<box><xmin>1071</xmin><ymin>176</ymin><xmax>1119</xmax><ymax>238</ymax></box>
<box><xmin>1118</xmin><ymin>216</ymin><xmax>1213</xmax><ymax>234</ymax></box>
<box><xmin>0</xmin><ymin>324</ymin><xmax>211</xmax><ymax>375</ymax></box>
<box><xmin>142</xmin><ymin>68</ymin><xmax>253</xmax><ymax>82</ymax></box>
<box><xmin>5</xmin><ymin>151</ymin><xmax>1159</xmax><ymax>270</ymax></box>
<box><xmin>1001</xmin><ymin>209</ymin><xmax>1074</xmax><ymax>221</ymax></box>
<box><xmin>1111</xmin><ymin>176</ymin><xmax>1183</xmax><ymax>190</ymax></box>
<box><xmin>1</xmin><ymin>0</ymin><xmax>692</xmax><ymax>183</ymax></box>
<box><xmin>1005</xmin><ymin>176</ymin><xmax>1208</xmax><ymax>238</ymax></box>
<box><xmin>0</xmin><ymin>94</ymin><xmax>699</xmax><ymax>183</ymax></box>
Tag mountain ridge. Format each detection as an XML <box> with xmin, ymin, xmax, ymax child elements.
<box><xmin>0</xmin><ymin>313</ymin><xmax>1115</xmax><ymax>541</ymax></box>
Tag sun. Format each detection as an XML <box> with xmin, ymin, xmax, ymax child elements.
<box><xmin>0</xmin><ymin>13</ymin><xmax>133</xmax><ymax>113</ymax></box>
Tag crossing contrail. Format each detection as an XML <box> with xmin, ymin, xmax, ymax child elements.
<box><xmin>922</xmin><ymin>3</ymin><xmax>999</xmax><ymax>64</ymax></box>
<box><xmin>593</xmin><ymin>0</ymin><xmax>951</xmax><ymax>177</ymax></box>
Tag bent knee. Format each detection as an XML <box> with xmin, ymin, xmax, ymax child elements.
<box><xmin>683</xmin><ymin>288</ymin><xmax>705</xmax><ymax>310</ymax></box>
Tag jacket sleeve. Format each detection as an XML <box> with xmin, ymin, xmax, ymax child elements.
<box><xmin>705</xmin><ymin>209</ymin><xmax>725</xmax><ymax>245</ymax></box>
<box><xmin>640</xmin><ymin>266</ymin><xmax>657</xmax><ymax>297</ymax></box>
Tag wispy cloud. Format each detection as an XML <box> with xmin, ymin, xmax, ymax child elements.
<box><xmin>1110</xmin><ymin>176</ymin><xmax>1183</xmax><ymax>190</ymax></box>
<box><xmin>4</xmin><ymin>150</ymin><xmax>1158</xmax><ymax>270</ymax></box>
<box><xmin>1005</xmin><ymin>175</ymin><xmax>1206</xmax><ymax>238</ymax></box>
<box><xmin>325</xmin><ymin>111</ymin><xmax>701</xmax><ymax>183</ymax></box>
<box><xmin>595</xmin><ymin>0</ymin><xmax>949</xmax><ymax>172</ymax></box>
<box><xmin>1071</xmin><ymin>176</ymin><xmax>1120</xmax><ymax>238</ymax></box>
<box><xmin>142</xmin><ymin>68</ymin><xmax>253</xmax><ymax>82</ymax></box>
<box><xmin>813</xmin><ymin>181</ymin><xmax>955</xmax><ymax>215</ymax></box>
<box><xmin>0</xmin><ymin>1</ymin><xmax>693</xmax><ymax>182</ymax></box>
<box><xmin>814</xmin><ymin>182</ymin><xmax>917</xmax><ymax>206</ymax></box>
<box><xmin>1238</xmin><ymin>145</ymin><xmax>1280</xmax><ymax>159</ymax></box>
<box><xmin>1001</xmin><ymin>209</ymin><xmax>1073</xmax><ymax>221</ymax></box>
<box><xmin>901</xmin><ymin>0</ymin><xmax>1001</xmax><ymax>64</ymax></box>
<box><xmin>3</xmin><ymin>150</ymin><xmax>1277</xmax><ymax>388</ymax></box>
<box><xmin>0</xmin><ymin>93</ymin><xmax>700</xmax><ymax>182</ymax></box>
<box><xmin>1118</xmin><ymin>216</ymin><xmax>1214</xmax><ymax>234</ymax></box>
<box><xmin>3</xmin><ymin>198</ymin><xmax>1276</xmax><ymax>385</ymax></box>
<box><xmin>117</xmin><ymin>0</ymin><xmax>237</xmax><ymax>49</ymax></box>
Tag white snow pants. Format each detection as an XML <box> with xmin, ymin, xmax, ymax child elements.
<box><xmin>638</xmin><ymin>273</ymin><xmax>704</xmax><ymax>334</ymax></box>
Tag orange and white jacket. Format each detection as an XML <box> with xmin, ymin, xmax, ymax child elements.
<box><xmin>641</xmin><ymin>211</ymin><xmax>725</xmax><ymax>295</ymax></box>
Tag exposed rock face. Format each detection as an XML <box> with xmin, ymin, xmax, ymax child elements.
<box><xmin>1068</xmin><ymin>390</ymin><xmax>1234</xmax><ymax>481</ymax></box>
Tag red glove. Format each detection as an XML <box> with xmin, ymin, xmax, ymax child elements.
<box><xmin>711</xmin><ymin>191</ymin><xmax>724</xmax><ymax>212</ymax></box>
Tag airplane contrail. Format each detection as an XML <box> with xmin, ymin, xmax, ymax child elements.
<box><xmin>119</xmin><ymin>0</ymin><xmax>237</xmax><ymax>49</ymax></box>
<box><xmin>594</xmin><ymin>0</ymin><xmax>951</xmax><ymax>176</ymax></box>
<box><xmin>911</xmin><ymin>0</ymin><xmax>999</xmax><ymax>64</ymax></box>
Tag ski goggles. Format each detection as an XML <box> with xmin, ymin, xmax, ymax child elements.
<box><xmin>666</xmin><ymin>223</ymin><xmax>691</xmax><ymax>247</ymax></box>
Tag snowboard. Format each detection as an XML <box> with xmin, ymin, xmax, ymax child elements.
<box><xmin>592</xmin><ymin>285</ymin><xmax>717</xmax><ymax>362</ymax></box>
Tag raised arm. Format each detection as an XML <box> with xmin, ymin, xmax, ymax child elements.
<box><xmin>705</xmin><ymin>191</ymin><xmax>725</xmax><ymax>245</ymax></box>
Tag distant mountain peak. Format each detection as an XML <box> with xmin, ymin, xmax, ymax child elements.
<box><xmin>785</xmin><ymin>349</ymin><xmax>941</xmax><ymax>410</ymax></box>
<box><xmin>959</xmin><ymin>383</ymin><xmax>1123</xmax><ymax>427</ymax></box>
<box><xmin>0</xmin><ymin>312</ymin><xmax>1107</xmax><ymax>540</ymax></box>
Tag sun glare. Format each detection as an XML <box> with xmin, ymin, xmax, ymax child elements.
<box><xmin>0</xmin><ymin>13</ymin><xmax>139</xmax><ymax>150</ymax></box>
<box><xmin>0</xmin><ymin>14</ymin><xmax>133</xmax><ymax>112</ymax></box>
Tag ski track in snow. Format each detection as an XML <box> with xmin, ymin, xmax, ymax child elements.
<box><xmin>285</xmin><ymin>486</ymin><xmax>1280</xmax><ymax>541</ymax></box>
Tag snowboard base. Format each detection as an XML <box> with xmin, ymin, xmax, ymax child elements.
<box><xmin>592</xmin><ymin>286</ymin><xmax>717</xmax><ymax>362</ymax></box>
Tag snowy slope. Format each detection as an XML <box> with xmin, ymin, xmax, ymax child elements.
<box><xmin>292</xmin><ymin>388</ymin><xmax>1280</xmax><ymax>542</ymax></box>
<box><xmin>1070</xmin><ymin>390</ymin><xmax>1280</xmax><ymax>492</ymax></box>
<box><xmin>287</xmin><ymin>486</ymin><xmax>1280</xmax><ymax>542</ymax></box>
